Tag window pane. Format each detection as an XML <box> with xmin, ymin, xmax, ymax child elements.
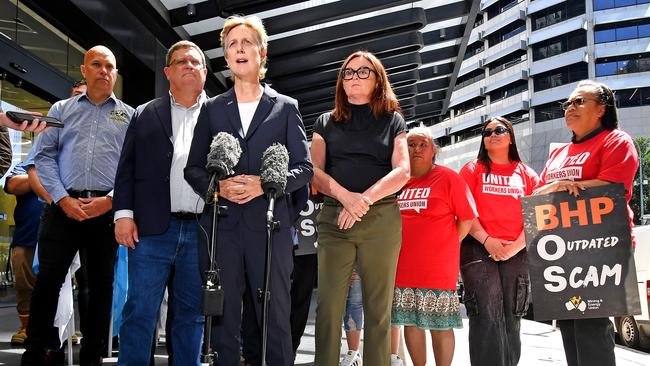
<box><xmin>593</xmin><ymin>0</ymin><xmax>615</xmax><ymax>10</ymax></box>
<box><xmin>550</xmin><ymin>73</ymin><xmax>564</xmax><ymax>88</ymax></box>
<box><xmin>548</xmin><ymin>41</ymin><xmax>563</xmax><ymax>57</ymax></box>
<box><xmin>638</xmin><ymin>57</ymin><xmax>650</xmax><ymax>72</ymax></box>
<box><xmin>616</xmin><ymin>26</ymin><xmax>638</xmax><ymax>41</ymax></box>
<box><xmin>596</xmin><ymin>62</ymin><xmax>617</xmax><ymax>76</ymax></box>
<box><xmin>640</xmin><ymin>87</ymin><xmax>650</xmax><ymax>106</ymax></box>
<box><xmin>595</xmin><ymin>29</ymin><xmax>616</xmax><ymax>43</ymax></box>
<box><xmin>568</xmin><ymin>1</ymin><xmax>586</xmax><ymax>17</ymax></box>
<box><xmin>614</xmin><ymin>0</ymin><xmax>637</xmax><ymax>7</ymax></box>
<box><xmin>569</xmin><ymin>64</ymin><xmax>588</xmax><ymax>81</ymax></box>
<box><xmin>639</xmin><ymin>24</ymin><xmax>650</xmax><ymax>38</ymax></box>
<box><xmin>617</xmin><ymin>88</ymin><xmax>639</xmax><ymax>108</ymax></box>
<box><xmin>616</xmin><ymin>60</ymin><xmax>630</xmax><ymax>74</ymax></box>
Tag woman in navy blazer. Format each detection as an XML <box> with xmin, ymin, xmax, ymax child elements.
<box><xmin>184</xmin><ymin>15</ymin><xmax>312</xmax><ymax>365</ymax></box>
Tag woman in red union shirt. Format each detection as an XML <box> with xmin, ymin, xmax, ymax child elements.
<box><xmin>390</xmin><ymin>125</ymin><xmax>477</xmax><ymax>366</ymax></box>
<box><xmin>459</xmin><ymin>116</ymin><xmax>539</xmax><ymax>366</ymax></box>
<box><xmin>534</xmin><ymin>80</ymin><xmax>638</xmax><ymax>366</ymax></box>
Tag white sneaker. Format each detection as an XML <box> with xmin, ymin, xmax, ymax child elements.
<box><xmin>390</xmin><ymin>354</ymin><xmax>403</xmax><ymax>366</ymax></box>
<box><xmin>340</xmin><ymin>350</ymin><xmax>362</xmax><ymax>366</ymax></box>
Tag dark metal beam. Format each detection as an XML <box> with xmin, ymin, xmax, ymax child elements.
<box><xmin>265</xmin><ymin>32</ymin><xmax>423</xmax><ymax>80</ymax></box>
<box><xmin>210</xmin><ymin>8</ymin><xmax>426</xmax><ymax>71</ymax></box>
<box><xmin>192</xmin><ymin>0</ymin><xmax>414</xmax><ymax>51</ymax></box>
<box><xmin>424</xmin><ymin>1</ymin><xmax>468</xmax><ymax>23</ymax></box>
<box><xmin>169</xmin><ymin>0</ymin><xmax>304</xmax><ymax>27</ymax></box>
<box><xmin>441</xmin><ymin>0</ymin><xmax>481</xmax><ymax>116</ymax></box>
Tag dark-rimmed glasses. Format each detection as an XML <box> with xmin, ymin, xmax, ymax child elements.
<box><xmin>169</xmin><ymin>57</ymin><xmax>203</xmax><ymax>68</ymax></box>
<box><xmin>482</xmin><ymin>125</ymin><xmax>508</xmax><ymax>138</ymax></box>
<box><xmin>341</xmin><ymin>67</ymin><xmax>376</xmax><ymax>80</ymax></box>
<box><xmin>560</xmin><ymin>96</ymin><xmax>600</xmax><ymax>111</ymax></box>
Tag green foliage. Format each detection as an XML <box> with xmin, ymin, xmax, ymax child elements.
<box><xmin>630</xmin><ymin>136</ymin><xmax>650</xmax><ymax>224</ymax></box>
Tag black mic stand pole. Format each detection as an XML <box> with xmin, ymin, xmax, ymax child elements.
<box><xmin>259</xmin><ymin>190</ymin><xmax>279</xmax><ymax>366</ymax></box>
<box><xmin>201</xmin><ymin>175</ymin><xmax>226</xmax><ymax>366</ymax></box>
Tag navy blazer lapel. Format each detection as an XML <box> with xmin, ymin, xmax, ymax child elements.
<box><xmin>245</xmin><ymin>84</ymin><xmax>276</xmax><ymax>140</ymax></box>
<box><xmin>153</xmin><ymin>95</ymin><xmax>173</xmax><ymax>143</ymax></box>
<box><xmin>223</xmin><ymin>88</ymin><xmax>245</xmax><ymax>138</ymax></box>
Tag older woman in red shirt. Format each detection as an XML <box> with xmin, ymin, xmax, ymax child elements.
<box><xmin>390</xmin><ymin>125</ymin><xmax>477</xmax><ymax>366</ymax></box>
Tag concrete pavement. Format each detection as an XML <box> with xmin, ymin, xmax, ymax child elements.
<box><xmin>0</xmin><ymin>290</ymin><xmax>648</xmax><ymax>365</ymax></box>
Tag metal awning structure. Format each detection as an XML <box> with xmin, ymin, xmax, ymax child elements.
<box><xmin>25</xmin><ymin>0</ymin><xmax>479</xmax><ymax>133</ymax></box>
<box><xmin>165</xmin><ymin>0</ymin><xmax>479</xmax><ymax>133</ymax></box>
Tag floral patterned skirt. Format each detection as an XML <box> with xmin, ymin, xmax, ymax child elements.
<box><xmin>391</xmin><ymin>287</ymin><xmax>462</xmax><ymax>330</ymax></box>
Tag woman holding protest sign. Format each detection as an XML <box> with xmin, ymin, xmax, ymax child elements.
<box><xmin>459</xmin><ymin>116</ymin><xmax>539</xmax><ymax>366</ymax></box>
<box><xmin>533</xmin><ymin>80</ymin><xmax>638</xmax><ymax>366</ymax></box>
<box><xmin>390</xmin><ymin>125</ymin><xmax>476</xmax><ymax>366</ymax></box>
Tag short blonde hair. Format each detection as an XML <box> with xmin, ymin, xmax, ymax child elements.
<box><xmin>220</xmin><ymin>15</ymin><xmax>269</xmax><ymax>80</ymax></box>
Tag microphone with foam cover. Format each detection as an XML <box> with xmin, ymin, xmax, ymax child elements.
<box><xmin>205</xmin><ymin>132</ymin><xmax>242</xmax><ymax>202</ymax></box>
<box><xmin>206</xmin><ymin>132</ymin><xmax>242</xmax><ymax>180</ymax></box>
<box><xmin>260</xmin><ymin>143</ymin><xmax>289</xmax><ymax>198</ymax></box>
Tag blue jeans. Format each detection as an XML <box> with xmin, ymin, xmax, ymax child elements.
<box><xmin>460</xmin><ymin>238</ymin><xmax>530</xmax><ymax>366</ymax></box>
<box><xmin>117</xmin><ymin>218</ymin><xmax>203</xmax><ymax>366</ymax></box>
<box><xmin>343</xmin><ymin>264</ymin><xmax>363</xmax><ymax>332</ymax></box>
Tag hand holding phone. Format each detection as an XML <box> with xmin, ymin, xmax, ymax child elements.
<box><xmin>5</xmin><ymin>111</ymin><xmax>64</xmax><ymax>128</ymax></box>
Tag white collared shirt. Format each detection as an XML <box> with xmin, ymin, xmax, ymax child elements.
<box><xmin>169</xmin><ymin>91</ymin><xmax>207</xmax><ymax>213</ymax></box>
<box><xmin>114</xmin><ymin>91</ymin><xmax>206</xmax><ymax>223</ymax></box>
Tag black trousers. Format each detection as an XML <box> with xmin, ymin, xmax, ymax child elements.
<box><xmin>558</xmin><ymin>318</ymin><xmax>616</xmax><ymax>366</ymax></box>
<box><xmin>206</xmin><ymin>222</ymin><xmax>294</xmax><ymax>366</ymax></box>
<box><xmin>289</xmin><ymin>253</ymin><xmax>317</xmax><ymax>355</ymax></box>
<box><xmin>460</xmin><ymin>238</ymin><xmax>530</xmax><ymax>366</ymax></box>
<box><xmin>25</xmin><ymin>204</ymin><xmax>117</xmax><ymax>363</ymax></box>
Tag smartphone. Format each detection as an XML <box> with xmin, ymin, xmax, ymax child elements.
<box><xmin>5</xmin><ymin>111</ymin><xmax>65</xmax><ymax>128</ymax></box>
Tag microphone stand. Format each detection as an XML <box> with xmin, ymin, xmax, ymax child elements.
<box><xmin>201</xmin><ymin>176</ymin><xmax>226</xmax><ymax>366</ymax></box>
<box><xmin>259</xmin><ymin>189</ymin><xmax>279</xmax><ymax>366</ymax></box>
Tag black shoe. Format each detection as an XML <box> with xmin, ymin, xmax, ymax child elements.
<box><xmin>80</xmin><ymin>350</ymin><xmax>103</xmax><ymax>366</ymax></box>
<box><xmin>43</xmin><ymin>349</ymin><xmax>65</xmax><ymax>365</ymax></box>
<box><xmin>80</xmin><ymin>357</ymin><xmax>102</xmax><ymax>366</ymax></box>
<box><xmin>20</xmin><ymin>349</ymin><xmax>45</xmax><ymax>366</ymax></box>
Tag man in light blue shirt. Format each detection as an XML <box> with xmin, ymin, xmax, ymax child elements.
<box><xmin>22</xmin><ymin>45</ymin><xmax>134</xmax><ymax>366</ymax></box>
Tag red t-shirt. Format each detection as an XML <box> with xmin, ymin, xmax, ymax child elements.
<box><xmin>539</xmin><ymin>128</ymin><xmax>638</xmax><ymax>225</ymax></box>
<box><xmin>460</xmin><ymin>160</ymin><xmax>539</xmax><ymax>241</ymax></box>
<box><xmin>395</xmin><ymin>165</ymin><xmax>477</xmax><ymax>290</ymax></box>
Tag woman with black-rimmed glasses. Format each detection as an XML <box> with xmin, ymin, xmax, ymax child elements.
<box><xmin>311</xmin><ymin>50</ymin><xmax>410</xmax><ymax>366</ymax></box>
<box><xmin>534</xmin><ymin>80</ymin><xmax>638</xmax><ymax>366</ymax></box>
<box><xmin>458</xmin><ymin>116</ymin><xmax>539</xmax><ymax>366</ymax></box>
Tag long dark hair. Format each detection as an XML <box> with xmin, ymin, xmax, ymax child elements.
<box><xmin>331</xmin><ymin>51</ymin><xmax>401</xmax><ymax>122</ymax></box>
<box><xmin>476</xmin><ymin>116</ymin><xmax>521</xmax><ymax>175</ymax></box>
<box><xmin>574</xmin><ymin>80</ymin><xmax>618</xmax><ymax>130</ymax></box>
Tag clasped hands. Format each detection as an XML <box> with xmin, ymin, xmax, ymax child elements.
<box><xmin>59</xmin><ymin>196</ymin><xmax>112</xmax><ymax>222</ymax></box>
<box><xmin>484</xmin><ymin>236</ymin><xmax>523</xmax><ymax>261</ymax></box>
<box><xmin>219</xmin><ymin>175</ymin><xmax>264</xmax><ymax>204</ymax></box>
<box><xmin>337</xmin><ymin>191</ymin><xmax>373</xmax><ymax>230</ymax></box>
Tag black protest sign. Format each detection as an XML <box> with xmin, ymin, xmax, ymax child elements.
<box><xmin>521</xmin><ymin>184</ymin><xmax>641</xmax><ymax>320</ymax></box>
<box><xmin>293</xmin><ymin>196</ymin><xmax>322</xmax><ymax>256</ymax></box>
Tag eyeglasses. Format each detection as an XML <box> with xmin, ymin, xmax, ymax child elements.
<box><xmin>482</xmin><ymin>125</ymin><xmax>509</xmax><ymax>138</ymax></box>
<box><xmin>169</xmin><ymin>58</ymin><xmax>203</xmax><ymax>68</ymax></box>
<box><xmin>560</xmin><ymin>96</ymin><xmax>600</xmax><ymax>111</ymax></box>
<box><xmin>341</xmin><ymin>67</ymin><xmax>376</xmax><ymax>80</ymax></box>
<box><xmin>72</xmin><ymin>80</ymin><xmax>86</xmax><ymax>88</ymax></box>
